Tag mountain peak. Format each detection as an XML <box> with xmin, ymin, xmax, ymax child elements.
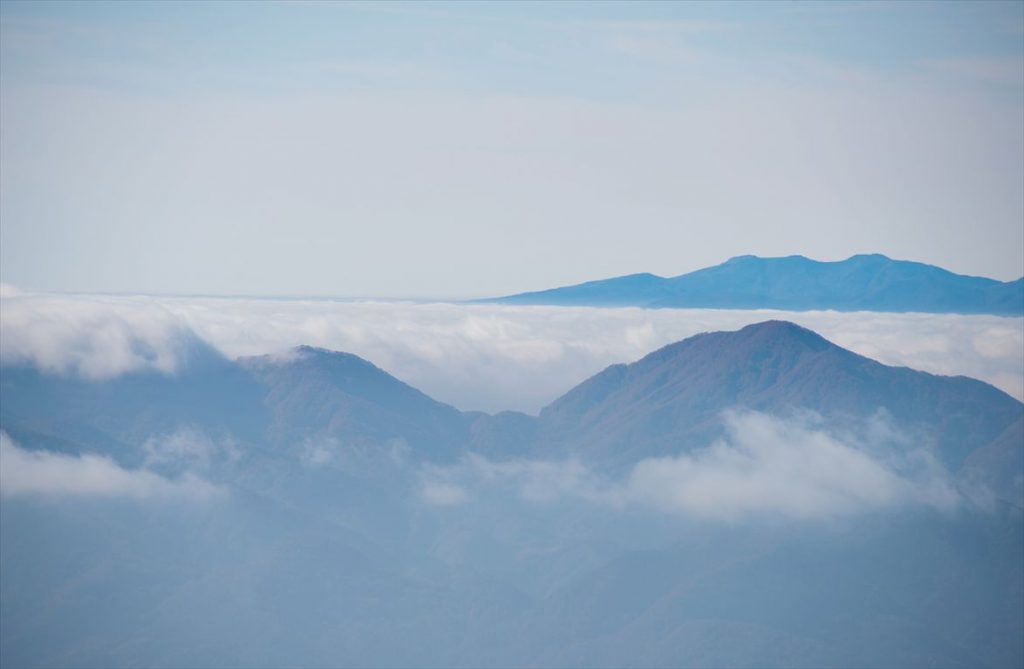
<box><xmin>847</xmin><ymin>252</ymin><xmax>891</xmax><ymax>261</ymax></box>
<box><xmin>539</xmin><ymin>321</ymin><xmax>1022</xmax><ymax>472</ymax></box>
<box><xmin>639</xmin><ymin>320</ymin><xmax>833</xmax><ymax>369</ymax></box>
<box><xmin>724</xmin><ymin>253</ymin><xmax>812</xmax><ymax>263</ymax></box>
<box><xmin>733</xmin><ymin>319</ymin><xmax>831</xmax><ymax>348</ymax></box>
<box><xmin>240</xmin><ymin>345</ymin><xmax>379</xmax><ymax>373</ymax></box>
<box><xmin>292</xmin><ymin>344</ymin><xmax>359</xmax><ymax>358</ymax></box>
<box><xmin>737</xmin><ymin>319</ymin><xmax>817</xmax><ymax>335</ymax></box>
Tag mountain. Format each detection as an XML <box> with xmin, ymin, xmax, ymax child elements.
<box><xmin>0</xmin><ymin>346</ymin><xmax>267</xmax><ymax>468</ymax></box>
<box><xmin>0</xmin><ymin>344</ymin><xmax>469</xmax><ymax>470</ymax></box>
<box><xmin>487</xmin><ymin>254</ymin><xmax>1024</xmax><ymax>315</ymax></box>
<box><xmin>3</xmin><ymin>322</ymin><xmax>1021</xmax><ymax>496</ymax></box>
<box><xmin>242</xmin><ymin>346</ymin><xmax>468</xmax><ymax>462</ymax></box>
<box><xmin>3</xmin><ymin>322</ymin><xmax>1023</xmax><ymax>668</ymax></box>
<box><xmin>532</xmin><ymin>321</ymin><xmax>1024</xmax><ymax>493</ymax></box>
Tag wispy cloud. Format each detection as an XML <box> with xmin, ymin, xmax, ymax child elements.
<box><xmin>625</xmin><ymin>411</ymin><xmax>960</xmax><ymax>520</ymax></box>
<box><xmin>420</xmin><ymin>411</ymin><xmax>963</xmax><ymax>521</ymax></box>
<box><xmin>0</xmin><ymin>432</ymin><xmax>222</xmax><ymax>500</ymax></box>
<box><xmin>143</xmin><ymin>427</ymin><xmax>241</xmax><ymax>474</ymax></box>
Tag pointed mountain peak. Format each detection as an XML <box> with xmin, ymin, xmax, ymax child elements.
<box><xmin>283</xmin><ymin>345</ymin><xmax>389</xmax><ymax>376</ymax></box>
<box><xmin>732</xmin><ymin>320</ymin><xmax>831</xmax><ymax>347</ymax></box>
<box><xmin>640</xmin><ymin>320</ymin><xmax>834</xmax><ymax>369</ymax></box>
<box><xmin>542</xmin><ymin>321</ymin><xmax>847</xmax><ymax>423</ymax></box>
<box><xmin>240</xmin><ymin>345</ymin><xmax>385</xmax><ymax>378</ymax></box>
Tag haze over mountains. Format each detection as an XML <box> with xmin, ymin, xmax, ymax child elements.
<box><xmin>2</xmin><ymin>321</ymin><xmax>1022</xmax><ymax>667</ymax></box>
<box><xmin>4</xmin><ymin>321</ymin><xmax>1020</xmax><ymax>501</ymax></box>
<box><xmin>489</xmin><ymin>254</ymin><xmax>1024</xmax><ymax>316</ymax></box>
<box><xmin>3</xmin><ymin>0</ymin><xmax>1022</xmax><ymax>666</ymax></box>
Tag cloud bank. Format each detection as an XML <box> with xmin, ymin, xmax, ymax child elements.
<box><xmin>0</xmin><ymin>432</ymin><xmax>221</xmax><ymax>500</ymax></box>
<box><xmin>0</xmin><ymin>293</ymin><xmax>202</xmax><ymax>379</ymax></box>
<box><xmin>1</xmin><ymin>290</ymin><xmax>1021</xmax><ymax>412</ymax></box>
<box><xmin>420</xmin><ymin>411</ymin><xmax>962</xmax><ymax>521</ymax></box>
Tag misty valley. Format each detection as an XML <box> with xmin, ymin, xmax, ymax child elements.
<box><xmin>1</xmin><ymin>319</ymin><xmax>1021</xmax><ymax>668</ymax></box>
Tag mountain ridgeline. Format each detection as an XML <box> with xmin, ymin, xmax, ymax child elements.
<box><xmin>534</xmin><ymin>321</ymin><xmax>1022</xmax><ymax>479</ymax></box>
<box><xmin>486</xmin><ymin>254</ymin><xmax>1024</xmax><ymax>315</ymax></box>
<box><xmin>4</xmin><ymin>323</ymin><xmax>1019</xmax><ymax>499</ymax></box>
<box><xmin>3</xmin><ymin>322</ymin><xmax>1021</xmax><ymax>499</ymax></box>
<box><xmin>2</xmin><ymin>322</ymin><xmax>1023</xmax><ymax>668</ymax></box>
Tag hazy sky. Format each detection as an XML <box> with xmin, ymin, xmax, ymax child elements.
<box><xmin>1</xmin><ymin>1</ymin><xmax>1022</xmax><ymax>297</ymax></box>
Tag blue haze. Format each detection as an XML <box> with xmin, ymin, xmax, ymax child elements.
<box><xmin>1</xmin><ymin>322</ymin><xmax>1022</xmax><ymax>667</ymax></box>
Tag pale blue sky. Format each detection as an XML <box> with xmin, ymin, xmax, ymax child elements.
<box><xmin>1</xmin><ymin>1</ymin><xmax>1022</xmax><ymax>297</ymax></box>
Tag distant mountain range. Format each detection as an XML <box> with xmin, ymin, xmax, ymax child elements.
<box><xmin>485</xmin><ymin>254</ymin><xmax>1024</xmax><ymax>316</ymax></box>
<box><xmin>3</xmin><ymin>322</ymin><xmax>1023</xmax><ymax>668</ymax></box>
<box><xmin>4</xmin><ymin>321</ymin><xmax>1021</xmax><ymax>502</ymax></box>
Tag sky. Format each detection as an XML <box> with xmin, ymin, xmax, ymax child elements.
<box><xmin>1</xmin><ymin>1</ymin><xmax>1022</xmax><ymax>298</ymax></box>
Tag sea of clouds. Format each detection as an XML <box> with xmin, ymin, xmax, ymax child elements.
<box><xmin>2</xmin><ymin>288</ymin><xmax>1021</xmax><ymax>413</ymax></box>
<box><xmin>1</xmin><ymin>287</ymin><xmax>1011</xmax><ymax>519</ymax></box>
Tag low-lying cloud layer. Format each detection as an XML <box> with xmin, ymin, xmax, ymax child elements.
<box><xmin>2</xmin><ymin>290</ymin><xmax>1021</xmax><ymax>412</ymax></box>
<box><xmin>420</xmin><ymin>411</ymin><xmax>963</xmax><ymax>521</ymax></box>
<box><xmin>0</xmin><ymin>293</ymin><xmax>202</xmax><ymax>379</ymax></box>
<box><xmin>0</xmin><ymin>432</ymin><xmax>221</xmax><ymax>500</ymax></box>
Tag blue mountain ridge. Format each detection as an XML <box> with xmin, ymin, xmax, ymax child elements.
<box><xmin>2</xmin><ymin>321</ymin><xmax>1020</xmax><ymax>499</ymax></box>
<box><xmin>486</xmin><ymin>254</ymin><xmax>1024</xmax><ymax>315</ymax></box>
<box><xmin>2</xmin><ymin>321</ymin><xmax>1023</xmax><ymax>668</ymax></box>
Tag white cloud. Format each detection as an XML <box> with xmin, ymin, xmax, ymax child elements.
<box><xmin>420</xmin><ymin>411</ymin><xmax>963</xmax><ymax>521</ymax></box>
<box><xmin>624</xmin><ymin>411</ymin><xmax>960</xmax><ymax>520</ymax></box>
<box><xmin>294</xmin><ymin>434</ymin><xmax>411</xmax><ymax>472</ymax></box>
<box><xmin>143</xmin><ymin>427</ymin><xmax>241</xmax><ymax>473</ymax></box>
<box><xmin>0</xmin><ymin>292</ymin><xmax>205</xmax><ymax>379</ymax></box>
<box><xmin>0</xmin><ymin>432</ymin><xmax>222</xmax><ymax>500</ymax></box>
<box><xmin>1</xmin><ymin>292</ymin><xmax>1021</xmax><ymax>412</ymax></box>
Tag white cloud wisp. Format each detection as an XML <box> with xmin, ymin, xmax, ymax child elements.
<box><xmin>0</xmin><ymin>432</ymin><xmax>222</xmax><ymax>500</ymax></box>
<box><xmin>420</xmin><ymin>411</ymin><xmax>963</xmax><ymax>521</ymax></box>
